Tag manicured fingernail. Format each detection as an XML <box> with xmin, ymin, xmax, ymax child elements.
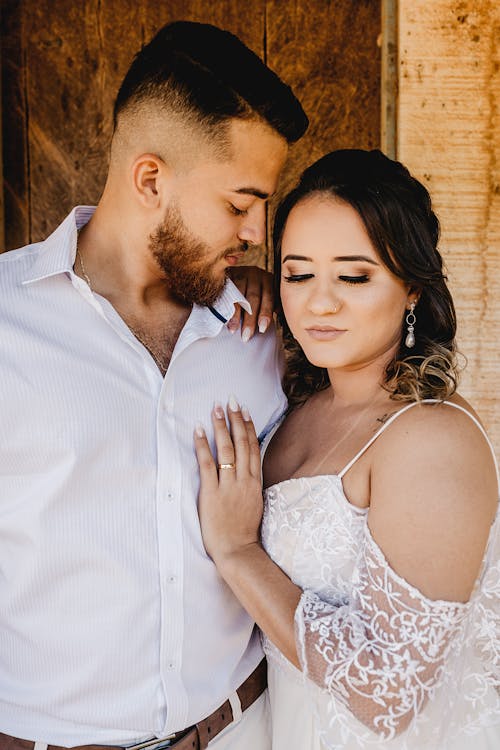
<box><xmin>241</xmin><ymin>327</ymin><xmax>252</xmax><ymax>343</ymax></box>
<box><xmin>241</xmin><ymin>405</ymin><xmax>251</xmax><ymax>422</ymax></box>
<box><xmin>214</xmin><ymin>402</ymin><xmax>225</xmax><ymax>419</ymax></box>
<box><xmin>258</xmin><ymin>317</ymin><xmax>270</xmax><ymax>333</ymax></box>
<box><xmin>195</xmin><ymin>422</ymin><xmax>205</xmax><ymax>438</ymax></box>
<box><xmin>228</xmin><ymin>394</ymin><xmax>240</xmax><ymax>412</ymax></box>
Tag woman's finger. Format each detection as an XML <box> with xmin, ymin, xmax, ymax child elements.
<box><xmin>226</xmin><ymin>302</ymin><xmax>242</xmax><ymax>335</ymax></box>
<box><xmin>212</xmin><ymin>402</ymin><xmax>237</xmax><ymax>479</ymax></box>
<box><xmin>227</xmin><ymin>395</ymin><xmax>251</xmax><ymax>476</ymax></box>
<box><xmin>193</xmin><ymin>423</ymin><xmax>219</xmax><ymax>491</ymax></box>
<box><xmin>257</xmin><ymin>269</ymin><xmax>273</xmax><ymax>334</ymax></box>
<box><xmin>241</xmin><ymin>407</ymin><xmax>262</xmax><ymax>479</ymax></box>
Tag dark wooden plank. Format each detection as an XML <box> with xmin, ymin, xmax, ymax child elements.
<box><xmin>2</xmin><ymin>0</ymin><xmax>30</xmax><ymax>250</ymax></box>
<box><xmin>266</xmin><ymin>0</ymin><xmax>381</xmax><ymax>219</ymax></box>
<box><xmin>23</xmin><ymin>0</ymin><xmax>266</xmax><ymax>262</ymax></box>
<box><xmin>3</xmin><ymin>0</ymin><xmax>381</xmax><ymax>268</ymax></box>
<box><xmin>25</xmin><ymin>0</ymin><xmax>143</xmax><ymax>241</ymax></box>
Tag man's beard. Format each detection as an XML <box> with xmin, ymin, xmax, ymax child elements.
<box><xmin>149</xmin><ymin>203</ymin><xmax>246</xmax><ymax>306</ymax></box>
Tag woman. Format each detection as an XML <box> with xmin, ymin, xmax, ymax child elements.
<box><xmin>194</xmin><ymin>150</ymin><xmax>500</xmax><ymax>748</ymax></box>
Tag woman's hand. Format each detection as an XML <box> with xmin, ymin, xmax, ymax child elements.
<box><xmin>194</xmin><ymin>396</ymin><xmax>264</xmax><ymax>564</ymax></box>
<box><xmin>194</xmin><ymin>396</ymin><xmax>302</xmax><ymax>667</ymax></box>
<box><xmin>226</xmin><ymin>265</ymin><xmax>274</xmax><ymax>340</ymax></box>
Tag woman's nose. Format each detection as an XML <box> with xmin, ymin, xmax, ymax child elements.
<box><xmin>307</xmin><ymin>285</ymin><xmax>341</xmax><ymax>315</ymax></box>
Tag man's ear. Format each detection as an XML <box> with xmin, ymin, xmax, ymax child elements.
<box><xmin>131</xmin><ymin>153</ymin><xmax>173</xmax><ymax>209</ymax></box>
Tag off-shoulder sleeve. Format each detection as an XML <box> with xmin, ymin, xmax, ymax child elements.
<box><xmin>294</xmin><ymin>523</ymin><xmax>500</xmax><ymax>745</ymax></box>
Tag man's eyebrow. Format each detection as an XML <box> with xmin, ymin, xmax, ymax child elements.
<box><xmin>234</xmin><ymin>187</ymin><xmax>270</xmax><ymax>200</ymax></box>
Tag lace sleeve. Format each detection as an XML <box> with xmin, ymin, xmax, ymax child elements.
<box><xmin>294</xmin><ymin>523</ymin><xmax>499</xmax><ymax>744</ymax></box>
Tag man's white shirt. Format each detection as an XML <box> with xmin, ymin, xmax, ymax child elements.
<box><xmin>0</xmin><ymin>207</ymin><xmax>286</xmax><ymax>744</ymax></box>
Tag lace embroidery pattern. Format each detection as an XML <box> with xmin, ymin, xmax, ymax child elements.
<box><xmin>262</xmin><ymin>475</ymin><xmax>500</xmax><ymax>748</ymax></box>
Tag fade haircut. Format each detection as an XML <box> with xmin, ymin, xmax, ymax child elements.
<box><xmin>113</xmin><ymin>20</ymin><xmax>308</xmax><ymax>155</ymax></box>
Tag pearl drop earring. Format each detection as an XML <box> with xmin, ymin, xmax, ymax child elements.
<box><xmin>405</xmin><ymin>302</ymin><xmax>416</xmax><ymax>348</ymax></box>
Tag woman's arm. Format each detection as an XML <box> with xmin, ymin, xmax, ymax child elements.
<box><xmin>195</xmin><ymin>397</ymin><xmax>302</xmax><ymax>666</ymax></box>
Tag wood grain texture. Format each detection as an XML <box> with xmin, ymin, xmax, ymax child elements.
<box><xmin>4</xmin><ymin>0</ymin><xmax>267</xmax><ymax>260</ymax></box>
<box><xmin>265</xmin><ymin>0</ymin><xmax>381</xmax><ymax>216</ymax></box>
<box><xmin>398</xmin><ymin>0</ymin><xmax>500</xmax><ymax>452</ymax></box>
<box><xmin>1</xmin><ymin>0</ymin><xmax>380</xmax><ymax>268</ymax></box>
<box><xmin>1</xmin><ymin>0</ymin><xmax>30</xmax><ymax>249</ymax></box>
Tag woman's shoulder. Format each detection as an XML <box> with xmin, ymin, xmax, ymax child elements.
<box><xmin>370</xmin><ymin>394</ymin><xmax>498</xmax><ymax>520</ymax></box>
<box><xmin>374</xmin><ymin>394</ymin><xmax>493</xmax><ymax>463</ymax></box>
<box><xmin>368</xmin><ymin>395</ymin><xmax>498</xmax><ymax>601</ymax></box>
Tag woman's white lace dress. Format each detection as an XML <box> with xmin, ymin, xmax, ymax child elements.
<box><xmin>261</xmin><ymin>401</ymin><xmax>500</xmax><ymax>749</ymax></box>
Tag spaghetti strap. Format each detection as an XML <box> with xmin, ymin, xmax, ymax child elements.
<box><xmin>338</xmin><ymin>399</ymin><xmax>499</xmax><ymax>484</ymax></box>
<box><xmin>338</xmin><ymin>401</ymin><xmax>422</xmax><ymax>479</ymax></box>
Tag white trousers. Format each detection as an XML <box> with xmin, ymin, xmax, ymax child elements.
<box><xmin>208</xmin><ymin>691</ymin><xmax>271</xmax><ymax>749</ymax></box>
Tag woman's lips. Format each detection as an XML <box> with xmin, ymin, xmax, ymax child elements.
<box><xmin>305</xmin><ymin>327</ymin><xmax>346</xmax><ymax>341</ymax></box>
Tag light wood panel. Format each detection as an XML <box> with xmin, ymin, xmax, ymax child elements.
<box><xmin>398</xmin><ymin>0</ymin><xmax>500</xmax><ymax>452</ymax></box>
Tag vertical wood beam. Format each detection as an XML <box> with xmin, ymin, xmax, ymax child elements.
<box><xmin>1</xmin><ymin>0</ymin><xmax>30</xmax><ymax>250</ymax></box>
<box><xmin>0</xmin><ymin>34</ymin><xmax>4</xmax><ymax>251</ymax></box>
<box><xmin>397</xmin><ymin>0</ymin><xmax>500</xmax><ymax>451</ymax></box>
<box><xmin>381</xmin><ymin>0</ymin><xmax>397</xmax><ymax>158</ymax></box>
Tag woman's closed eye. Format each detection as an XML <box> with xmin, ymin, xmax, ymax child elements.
<box><xmin>283</xmin><ymin>273</ymin><xmax>370</xmax><ymax>284</ymax></box>
<box><xmin>283</xmin><ymin>273</ymin><xmax>314</xmax><ymax>283</ymax></box>
<box><xmin>339</xmin><ymin>274</ymin><xmax>370</xmax><ymax>285</ymax></box>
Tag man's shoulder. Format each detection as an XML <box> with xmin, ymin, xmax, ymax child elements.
<box><xmin>0</xmin><ymin>242</ymin><xmax>44</xmax><ymax>279</ymax></box>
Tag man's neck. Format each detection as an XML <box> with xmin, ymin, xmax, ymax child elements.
<box><xmin>76</xmin><ymin>206</ymin><xmax>186</xmax><ymax>311</ymax></box>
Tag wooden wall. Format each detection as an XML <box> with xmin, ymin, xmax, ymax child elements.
<box><xmin>397</xmin><ymin>0</ymin><xmax>500</xmax><ymax>452</ymax></box>
<box><xmin>1</xmin><ymin>0</ymin><xmax>381</xmax><ymax>269</ymax></box>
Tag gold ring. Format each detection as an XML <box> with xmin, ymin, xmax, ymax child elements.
<box><xmin>218</xmin><ymin>463</ymin><xmax>236</xmax><ymax>470</ymax></box>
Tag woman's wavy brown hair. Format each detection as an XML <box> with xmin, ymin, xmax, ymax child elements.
<box><xmin>272</xmin><ymin>149</ymin><xmax>459</xmax><ymax>408</ymax></box>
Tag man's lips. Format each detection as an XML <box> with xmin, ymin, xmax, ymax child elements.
<box><xmin>305</xmin><ymin>326</ymin><xmax>346</xmax><ymax>341</ymax></box>
<box><xmin>224</xmin><ymin>252</ymin><xmax>245</xmax><ymax>266</ymax></box>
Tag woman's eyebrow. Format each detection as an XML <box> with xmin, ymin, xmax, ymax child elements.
<box><xmin>282</xmin><ymin>253</ymin><xmax>379</xmax><ymax>265</ymax></box>
<box><xmin>333</xmin><ymin>254</ymin><xmax>379</xmax><ymax>265</ymax></box>
<box><xmin>282</xmin><ymin>254</ymin><xmax>312</xmax><ymax>262</ymax></box>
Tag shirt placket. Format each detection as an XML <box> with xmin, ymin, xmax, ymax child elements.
<box><xmin>154</xmin><ymin>310</ymin><xmax>225</xmax><ymax>734</ymax></box>
<box><xmin>155</xmin><ymin>360</ymin><xmax>188</xmax><ymax>732</ymax></box>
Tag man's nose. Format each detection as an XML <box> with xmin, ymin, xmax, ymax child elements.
<box><xmin>237</xmin><ymin>203</ymin><xmax>266</xmax><ymax>246</ymax></box>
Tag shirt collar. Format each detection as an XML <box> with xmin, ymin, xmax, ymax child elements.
<box><xmin>21</xmin><ymin>206</ymin><xmax>96</xmax><ymax>285</ymax></box>
<box><xmin>21</xmin><ymin>206</ymin><xmax>253</xmax><ymax>321</ymax></box>
<box><xmin>204</xmin><ymin>278</ymin><xmax>252</xmax><ymax>322</ymax></box>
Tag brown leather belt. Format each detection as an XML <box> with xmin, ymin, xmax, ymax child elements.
<box><xmin>0</xmin><ymin>659</ymin><xmax>267</xmax><ymax>750</ymax></box>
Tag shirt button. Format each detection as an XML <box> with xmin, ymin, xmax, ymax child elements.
<box><xmin>167</xmin><ymin>660</ymin><xmax>176</xmax><ymax>670</ymax></box>
<box><xmin>166</xmin><ymin>492</ymin><xmax>174</xmax><ymax>501</ymax></box>
<box><xmin>168</xmin><ymin>575</ymin><xmax>177</xmax><ymax>584</ymax></box>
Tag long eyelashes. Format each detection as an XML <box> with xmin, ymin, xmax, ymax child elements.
<box><xmin>339</xmin><ymin>275</ymin><xmax>370</xmax><ymax>285</ymax></box>
<box><xmin>283</xmin><ymin>274</ymin><xmax>370</xmax><ymax>284</ymax></box>
<box><xmin>283</xmin><ymin>274</ymin><xmax>314</xmax><ymax>282</ymax></box>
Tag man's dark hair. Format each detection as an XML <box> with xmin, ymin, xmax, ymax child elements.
<box><xmin>114</xmin><ymin>21</ymin><xmax>308</xmax><ymax>144</ymax></box>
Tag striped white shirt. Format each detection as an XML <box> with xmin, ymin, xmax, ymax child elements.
<box><xmin>0</xmin><ymin>207</ymin><xmax>286</xmax><ymax>744</ymax></box>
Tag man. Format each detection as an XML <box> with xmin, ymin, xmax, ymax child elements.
<box><xmin>0</xmin><ymin>20</ymin><xmax>307</xmax><ymax>750</ymax></box>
